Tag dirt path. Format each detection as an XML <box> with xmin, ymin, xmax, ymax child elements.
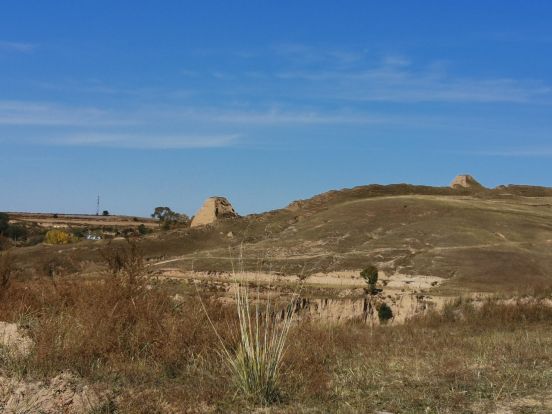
<box><xmin>150</xmin><ymin>237</ymin><xmax>532</xmax><ymax>268</ymax></box>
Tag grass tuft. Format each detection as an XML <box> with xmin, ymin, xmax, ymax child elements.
<box><xmin>230</xmin><ymin>284</ymin><xmax>295</xmax><ymax>404</ymax></box>
<box><xmin>200</xmin><ymin>279</ymin><xmax>297</xmax><ymax>405</ymax></box>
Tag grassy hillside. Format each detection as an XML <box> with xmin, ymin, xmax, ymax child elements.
<box><xmin>10</xmin><ymin>183</ymin><xmax>552</xmax><ymax>293</ymax></box>
<box><xmin>142</xmin><ymin>185</ymin><xmax>552</xmax><ymax>293</ymax></box>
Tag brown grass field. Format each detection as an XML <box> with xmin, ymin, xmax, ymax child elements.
<box><xmin>2</xmin><ymin>254</ymin><xmax>552</xmax><ymax>413</ymax></box>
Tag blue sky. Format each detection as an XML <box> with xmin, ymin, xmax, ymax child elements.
<box><xmin>1</xmin><ymin>1</ymin><xmax>551</xmax><ymax>216</ymax></box>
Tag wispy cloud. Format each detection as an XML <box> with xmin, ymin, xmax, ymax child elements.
<box><xmin>3</xmin><ymin>43</ymin><xmax>551</xmax><ymax>151</ymax></box>
<box><xmin>472</xmin><ymin>147</ymin><xmax>552</xmax><ymax>157</ymax></box>
<box><xmin>271</xmin><ymin>43</ymin><xmax>365</xmax><ymax>67</ymax></box>
<box><xmin>159</xmin><ymin>108</ymin><xmax>395</xmax><ymax>126</ymax></box>
<box><xmin>181</xmin><ymin>45</ymin><xmax>552</xmax><ymax>104</ymax></box>
<box><xmin>0</xmin><ymin>98</ymin><xmax>423</xmax><ymax>149</ymax></box>
<box><xmin>0</xmin><ymin>101</ymin><xmax>136</xmax><ymax>126</ymax></box>
<box><xmin>0</xmin><ymin>100</ymin><xmax>397</xmax><ymax>128</ymax></box>
<box><xmin>0</xmin><ymin>41</ymin><xmax>36</xmax><ymax>53</ymax></box>
<box><xmin>29</xmin><ymin>47</ymin><xmax>552</xmax><ymax>106</ymax></box>
<box><xmin>486</xmin><ymin>31</ymin><xmax>552</xmax><ymax>44</ymax></box>
<box><xmin>45</xmin><ymin>133</ymin><xmax>241</xmax><ymax>149</ymax></box>
<box><xmin>273</xmin><ymin>57</ymin><xmax>552</xmax><ymax>104</ymax></box>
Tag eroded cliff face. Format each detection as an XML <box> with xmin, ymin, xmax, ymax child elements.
<box><xmin>292</xmin><ymin>293</ymin><xmax>446</xmax><ymax>325</ymax></box>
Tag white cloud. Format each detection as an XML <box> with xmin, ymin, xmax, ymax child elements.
<box><xmin>0</xmin><ymin>41</ymin><xmax>36</xmax><ymax>52</ymax></box>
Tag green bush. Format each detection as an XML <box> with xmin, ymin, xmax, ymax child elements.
<box><xmin>0</xmin><ymin>213</ymin><xmax>9</xmax><ymax>235</ymax></box>
<box><xmin>0</xmin><ymin>214</ymin><xmax>30</xmax><ymax>242</ymax></box>
<box><xmin>71</xmin><ymin>227</ymin><xmax>87</xmax><ymax>239</ymax></box>
<box><xmin>378</xmin><ymin>303</ymin><xmax>393</xmax><ymax>323</ymax></box>
<box><xmin>360</xmin><ymin>265</ymin><xmax>378</xmax><ymax>293</ymax></box>
<box><xmin>5</xmin><ymin>224</ymin><xmax>28</xmax><ymax>241</ymax></box>
<box><xmin>0</xmin><ymin>236</ymin><xmax>11</xmax><ymax>251</ymax></box>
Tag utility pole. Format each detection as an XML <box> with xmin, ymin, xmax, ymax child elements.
<box><xmin>96</xmin><ymin>195</ymin><xmax>100</xmax><ymax>216</ymax></box>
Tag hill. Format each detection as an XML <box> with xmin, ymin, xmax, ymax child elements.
<box><xmin>10</xmin><ymin>182</ymin><xmax>552</xmax><ymax>294</ymax></box>
<box><xmin>4</xmin><ymin>180</ymin><xmax>552</xmax><ymax>412</ymax></box>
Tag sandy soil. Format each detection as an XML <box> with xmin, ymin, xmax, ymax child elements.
<box><xmin>0</xmin><ymin>322</ymin><xmax>33</xmax><ymax>357</ymax></box>
<box><xmin>0</xmin><ymin>373</ymin><xmax>108</xmax><ymax>414</ymax></box>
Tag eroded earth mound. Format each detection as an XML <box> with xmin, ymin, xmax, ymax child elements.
<box><xmin>190</xmin><ymin>197</ymin><xmax>238</xmax><ymax>227</ymax></box>
<box><xmin>450</xmin><ymin>174</ymin><xmax>484</xmax><ymax>189</ymax></box>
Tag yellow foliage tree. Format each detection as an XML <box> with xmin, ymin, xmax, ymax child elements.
<box><xmin>44</xmin><ymin>229</ymin><xmax>73</xmax><ymax>245</ymax></box>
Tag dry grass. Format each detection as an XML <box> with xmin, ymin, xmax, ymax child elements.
<box><xmin>0</xmin><ymin>242</ymin><xmax>241</xmax><ymax>411</ymax></box>
<box><xmin>0</xmin><ymin>251</ymin><xmax>14</xmax><ymax>295</ymax></box>
<box><xmin>281</xmin><ymin>299</ymin><xmax>552</xmax><ymax>413</ymax></box>
<box><xmin>1</xmin><ymin>248</ymin><xmax>552</xmax><ymax>412</ymax></box>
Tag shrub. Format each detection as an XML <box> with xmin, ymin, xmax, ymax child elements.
<box><xmin>378</xmin><ymin>303</ymin><xmax>393</xmax><ymax>323</ymax></box>
<box><xmin>137</xmin><ymin>224</ymin><xmax>148</xmax><ymax>235</ymax></box>
<box><xmin>0</xmin><ymin>214</ymin><xmax>30</xmax><ymax>242</ymax></box>
<box><xmin>71</xmin><ymin>227</ymin><xmax>87</xmax><ymax>239</ymax></box>
<box><xmin>5</xmin><ymin>224</ymin><xmax>28</xmax><ymax>242</ymax></box>
<box><xmin>101</xmin><ymin>239</ymin><xmax>146</xmax><ymax>289</ymax></box>
<box><xmin>44</xmin><ymin>229</ymin><xmax>73</xmax><ymax>245</ymax></box>
<box><xmin>0</xmin><ymin>251</ymin><xmax>14</xmax><ymax>294</ymax></box>
<box><xmin>360</xmin><ymin>265</ymin><xmax>378</xmax><ymax>293</ymax></box>
<box><xmin>152</xmin><ymin>207</ymin><xmax>190</xmax><ymax>229</ymax></box>
<box><xmin>0</xmin><ymin>213</ymin><xmax>9</xmax><ymax>235</ymax></box>
<box><xmin>24</xmin><ymin>234</ymin><xmax>45</xmax><ymax>247</ymax></box>
<box><xmin>0</xmin><ymin>236</ymin><xmax>11</xmax><ymax>251</ymax></box>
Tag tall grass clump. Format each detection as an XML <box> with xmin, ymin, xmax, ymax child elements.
<box><xmin>0</xmin><ymin>251</ymin><xmax>14</xmax><ymax>295</ymax></box>
<box><xmin>202</xmin><ymin>281</ymin><xmax>297</xmax><ymax>405</ymax></box>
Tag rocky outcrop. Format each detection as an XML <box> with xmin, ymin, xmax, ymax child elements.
<box><xmin>450</xmin><ymin>174</ymin><xmax>484</xmax><ymax>189</ymax></box>
<box><xmin>190</xmin><ymin>197</ymin><xmax>238</xmax><ymax>228</ymax></box>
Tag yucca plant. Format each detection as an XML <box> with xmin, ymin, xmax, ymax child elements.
<box><xmin>231</xmin><ymin>285</ymin><xmax>296</xmax><ymax>403</ymax></box>
<box><xmin>200</xmin><ymin>280</ymin><xmax>297</xmax><ymax>404</ymax></box>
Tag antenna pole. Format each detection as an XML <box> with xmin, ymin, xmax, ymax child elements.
<box><xmin>96</xmin><ymin>195</ymin><xmax>100</xmax><ymax>216</ymax></box>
